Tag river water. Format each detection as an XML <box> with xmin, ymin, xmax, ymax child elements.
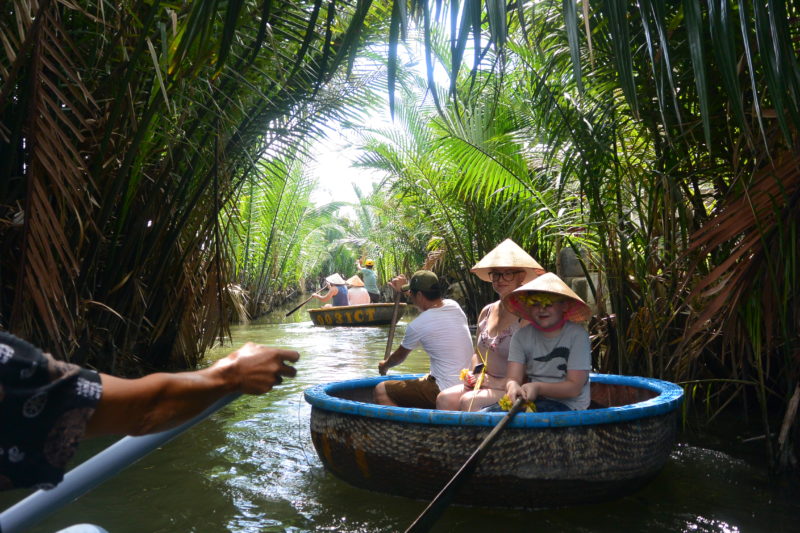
<box><xmin>3</xmin><ymin>305</ymin><xmax>799</xmax><ymax>532</ymax></box>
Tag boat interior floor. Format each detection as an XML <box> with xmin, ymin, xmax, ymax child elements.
<box><xmin>333</xmin><ymin>382</ymin><xmax>659</xmax><ymax>410</ymax></box>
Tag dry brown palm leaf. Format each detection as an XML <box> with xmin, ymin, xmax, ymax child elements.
<box><xmin>679</xmin><ymin>155</ymin><xmax>800</xmax><ymax>344</ymax></box>
<box><xmin>7</xmin><ymin>2</ymin><xmax>100</xmax><ymax>356</ymax></box>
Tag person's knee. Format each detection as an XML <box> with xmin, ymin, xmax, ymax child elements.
<box><xmin>374</xmin><ymin>383</ymin><xmax>385</xmax><ymax>403</ymax></box>
<box><xmin>436</xmin><ymin>390</ymin><xmax>459</xmax><ymax>410</ymax></box>
<box><xmin>458</xmin><ymin>393</ymin><xmax>478</xmax><ymax>412</ymax></box>
<box><xmin>374</xmin><ymin>383</ymin><xmax>392</xmax><ymax>405</ymax></box>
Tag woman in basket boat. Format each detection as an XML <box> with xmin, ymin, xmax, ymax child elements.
<box><xmin>436</xmin><ymin>239</ymin><xmax>544</xmax><ymax>411</ymax></box>
<box><xmin>346</xmin><ymin>274</ymin><xmax>371</xmax><ymax>305</ymax></box>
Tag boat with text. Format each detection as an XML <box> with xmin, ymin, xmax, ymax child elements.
<box><xmin>308</xmin><ymin>303</ymin><xmax>407</xmax><ymax>326</ymax></box>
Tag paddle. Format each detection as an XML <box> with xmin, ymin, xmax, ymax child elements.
<box><xmin>404</xmin><ymin>397</ymin><xmax>526</xmax><ymax>533</ymax></box>
<box><xmin>285</xmin><ymin>283</ymin><xmax>328</xmax><ymax>317</ymax></box>
<box><xmin>383</xmin><ymin>287</ymin><xmax>402</xmax><ymax>360</ymax></box>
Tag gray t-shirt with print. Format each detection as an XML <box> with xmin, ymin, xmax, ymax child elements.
<box><xmin>508</xmin><ymin>321</ymin><xmax>591</xmax><ymax>410</ymax></box>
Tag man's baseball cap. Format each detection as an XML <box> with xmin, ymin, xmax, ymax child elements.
<box><xmin>402</xmin><ymin>270</ymin><xmax>439</xmax><ymax>292</ymax></box>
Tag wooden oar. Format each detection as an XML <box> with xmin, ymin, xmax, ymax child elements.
<box><xmin>285</xmin><ymin>284</ymin><xmax>327</xmax><ymax>317</ymax></box>
<box><xmin>383</xmin><ymin>288</ymin><xmax>402</xmax><ymax>360</ymax></box>
<box><xmin>404</xmin><ymin>397</ymin><xmax>526</xmax><ymax>533</ymax></box>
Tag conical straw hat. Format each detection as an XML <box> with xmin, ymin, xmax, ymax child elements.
<box><xmin>346</xmin><ymin>275</ymin><xmax>365</xmax><ymax>287</ymax></box>
<box><xmin>502</xmin><ymin>272</ymin><xmax>591</xmax><ymax>323</ymax></box>
<box><xmin>470</xmin><ymin>239</ymin><xmax>545</xmax><ymax>283</ymax></box>
<box><xmin>325</xmin><ymin>273</ymin><xmax>346</xmax><ymax>285</ymax></box>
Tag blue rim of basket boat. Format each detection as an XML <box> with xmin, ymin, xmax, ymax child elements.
<box><xmin>304</xmin><ymin>373</ymin><xmax>683</xmax><ymax>428</ymax></box>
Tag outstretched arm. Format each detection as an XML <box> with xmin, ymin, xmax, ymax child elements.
<box><xmin>312</xmin><ymin>285</ymin><xmax>336</xmax><ymax>303</ymax></box>
<box><xmin>86</xmin><ymin>343</ymin><xmax>299</xmax><ymax>437</ymax></box>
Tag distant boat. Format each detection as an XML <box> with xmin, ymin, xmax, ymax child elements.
<box><xmin>304</xmin><ymin>373</ymin><xmax>683</xmax><ymax>508</ymax></box>
<box><xmin>309</xmin><ymin>302</ymin><xmax>407</xmax><ymax>326</ymax></box>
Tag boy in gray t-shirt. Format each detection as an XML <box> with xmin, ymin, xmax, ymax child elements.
<box><xmin>501</xmin><ymin>273</ymin><xmax>592</xmax><ymax>411</ymax></box>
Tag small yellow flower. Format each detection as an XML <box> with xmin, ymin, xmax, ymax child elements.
<box><xmin>459</xmin><ymin>368</ymin><xmax>470</xmax><ymax>381</ymax></box>
<box><xmin>498</xmin><ymin>394</ymin><xmax>537</xmax><ymax>412</ymax></box>
<box><xmin>498</xmin><ymin>395</ymin><xmax>513</xmax><ymax>411</ymax></box>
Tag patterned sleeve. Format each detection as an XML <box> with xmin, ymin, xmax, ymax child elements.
<box><xmin>0</xmin><ymin>332</ymin><xmax>103</xmax><ymax>491</ymax></box>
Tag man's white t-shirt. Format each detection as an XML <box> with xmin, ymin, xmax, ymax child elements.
<box><xmin>400</xmin><ymin>299</ymin><xmax>473</xmax><ymax>390</ymax></box>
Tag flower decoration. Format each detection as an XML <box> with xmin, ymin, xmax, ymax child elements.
<box><xmin>518</xmin><ymin>292</ymin><xmax>564</xmax><ymax>307</ymax></box>
<box><xmin>498</xmin><ymin>394</ymin><xmax>513</xmax><ymax>411</ymax></box>
<box><xmin>498</xmin><ymin>394</ymin><xmax>537</xmax><ymax>412</ymax></box>
<box><xmin>459</xmin><ymin>368</ymin><xmax>470</xmax><ymax>381</ymax></box>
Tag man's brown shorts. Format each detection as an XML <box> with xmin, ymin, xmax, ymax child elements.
<box><xmin>384</xmin><ymin>375</ymin><xmax>440</xmax><ymax>409</ymax></box>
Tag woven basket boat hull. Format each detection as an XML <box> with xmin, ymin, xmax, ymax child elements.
<box><xmin>304</xmin><ymin>374</ymin><xmax>683</xmax><ymax>508</ymax></box>
<box><xmin>308</xmin><ymin>303</ymin><xmax>407</xmax><ymax>326</ymax></box>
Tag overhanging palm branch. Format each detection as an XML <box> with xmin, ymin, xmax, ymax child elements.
<box><xmin>0</xmin><ymin>0</ymin><xmax>400</xmax><ymax>370</ymax></box>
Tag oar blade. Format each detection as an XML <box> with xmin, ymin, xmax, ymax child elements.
<box><xmin>404</xmin><ymin>398</ymin><xmax>525</xmax><ymax>533</ymax></box>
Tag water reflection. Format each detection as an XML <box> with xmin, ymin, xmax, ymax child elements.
<box><xmin>2</xmin><ymin>309</ymin><xmax>798</xmax><ymax>532</ymax></box>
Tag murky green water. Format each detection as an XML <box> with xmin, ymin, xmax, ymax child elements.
<box><xmin>3</xmin><ymin>303</ymin><xmax>799</xmax><ymax>532</ymax></box>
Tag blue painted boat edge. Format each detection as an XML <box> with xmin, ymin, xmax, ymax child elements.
<box><xmin>303</xmin><ymin>373</ymin><xmax>684</xmax><ymax>428</ymax></box>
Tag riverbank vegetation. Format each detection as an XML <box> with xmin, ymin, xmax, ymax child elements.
<box><xmin>2</xmin><ymin>2</ymin><xmax>798</xmax><ymax>470</ymax></box>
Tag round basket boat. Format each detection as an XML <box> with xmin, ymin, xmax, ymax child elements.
<box><xmin>308</xmin><ymin>303</ymin><xmax>407</xmax><ymax>326</ymax></box>
<box><xmin>304</xmin><ymin>373</ymin><xmax>683</xmax><ymax>508</ymax></box>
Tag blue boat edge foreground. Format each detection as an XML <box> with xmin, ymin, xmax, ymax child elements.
<box><xmin>304</xmin><ymin>373</ymin><xmax>684</xmax><ymax>509</ymax></box>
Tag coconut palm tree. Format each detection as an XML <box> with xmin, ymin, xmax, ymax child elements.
<box><xmin>355</xmin><ymin>0</ymin><xmax>799</xmax><ymax>468</ymax></box>
<box><xmin>3</xmin><ymin>0</ymin><xmax>798</xmax><ymax>467</ymax></box>
<box><xmin>510</xmin><ymin>0</ymin><xmax>800</xmax><ymax>468</ymax></box>
<box><xmin>0</xmin><ymin>0</ymin><xmax>395</xmax><ymax>371</ymax></box>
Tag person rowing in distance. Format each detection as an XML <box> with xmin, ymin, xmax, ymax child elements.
<box><xmin>312</xmin><ymin>273</ymin><xmax>349</xmax><ymax>307</ymax></box>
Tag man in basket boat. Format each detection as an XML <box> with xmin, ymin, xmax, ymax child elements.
<box><xmin>436</xmin><ymin>239</ymin><xmax>545</xmax><ymax>411</ymax></box>
<box><xmin>500</xmin><ymin>272</ymin><xmax>593</xmax><ymax>412</ymax></box>
<box><xmin>356</xmin><ymin>259</ymin><xmax>382</xmax><ymax>303</ymax></box>
<box><xmin>373</xmin><ymin>270</ymin><xmax>473</xmax><ymax>409</ymax></box>
<box><xmin>311</xmin><ymin>273</ymin><xmax>349</xmax><ymax>307</ymax></box>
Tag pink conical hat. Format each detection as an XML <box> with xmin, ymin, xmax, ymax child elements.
<box><xmin>502</xmin><ymin>272</ymin><xmax>592</xmax><ymax>323</ymax></box>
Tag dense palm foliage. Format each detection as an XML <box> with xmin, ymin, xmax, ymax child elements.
<box><xmin>352</xmin><ymin>78</ymin><xmax>567</xmax><ymax>322</ymax></box>
<box><xmin>0</xmin><ymin>0</ymin><xmax>388</xmax><ymax>372</ymax></box>
<box><xmin>523</xmin><ymin>1</ymin><xmax>799</xmax><ymax>470</ymax></box>
<box><xmin>2</xmin><ymin>1</ymin><xmax>799</xmax><ymax>469</ymax></box>
<box><xmin>352</xmin><ymin>2</ymin><xmax>800</xmax><ymax>469</ymax></box>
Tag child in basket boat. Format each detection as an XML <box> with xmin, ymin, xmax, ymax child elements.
<box><xmin>500</xmin><ymin>272</ymin><xmax>592</xmax><ymax>412</ymax></box>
